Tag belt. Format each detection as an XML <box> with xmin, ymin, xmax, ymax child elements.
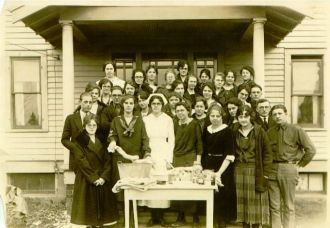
<box><xmin>207</xmin><ymin>153</ymin><xmax>223</xmax><ymax>157</ymax></box>
<box><xmin>273</xmin><ymin>160</ymin><xmax>296</xmax><ymax>164</ymax></box>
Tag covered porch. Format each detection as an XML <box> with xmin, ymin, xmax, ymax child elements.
<box><xmin>12</xmin><ymin>4</ymin><xmax>305</xmax><ymax>177</ymax></box>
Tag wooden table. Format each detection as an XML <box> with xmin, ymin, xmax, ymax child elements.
<box><xmin>124</xmin><ymin>183</ymin><xmax>216</xmax><ymax>228</ymax></box>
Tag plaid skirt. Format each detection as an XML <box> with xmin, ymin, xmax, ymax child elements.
<box><xmin>235</xmin><ymin>163</ymin><xmax>269</xmax><ymax>225</ymax></box>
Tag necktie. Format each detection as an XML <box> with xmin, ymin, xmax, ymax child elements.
<box><xmin>263</xmin><ymin>117</ymin><xmax>267</xmax><ymax>125</ymax></box>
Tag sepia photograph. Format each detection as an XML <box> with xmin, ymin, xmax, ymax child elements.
<box><xmin>0</xmin><ymin>0</ymin><xmax>329</xmax><ymax>227</ymax></box>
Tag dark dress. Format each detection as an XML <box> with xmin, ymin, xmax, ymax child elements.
<box><xmin>108</xmin><ymin>115</ymin><xmax>151</xmax><ymax>184</ymax></box>
<box><xmin>71</xmin><ymin>132</ymin><xmax>119</xmax><ymax>226</ymax></box>
<box><xmin>173</xmin><ymin>119</ymin><xmax>203</xmax><ymax>167</ymax></box>
<box><xmin>201</xmin><ymin>125</ymin><xmax>237</xmax><ymax>223</ymax></box>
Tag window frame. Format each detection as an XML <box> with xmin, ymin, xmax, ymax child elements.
<box><xmin>7</xmin><ymin>52</ymin><xmax>48</xmax><ymax>132</ymax></box>
<box><xmin>284</xmin><ymin>49</ymin><xmax>326</xmax><ymax>130</ymax></box>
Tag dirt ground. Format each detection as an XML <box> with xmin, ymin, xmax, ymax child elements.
<box><xmin>6</xmin><ymin>193</ymin><xmax>327</xmax><ymax>228</ymax></box>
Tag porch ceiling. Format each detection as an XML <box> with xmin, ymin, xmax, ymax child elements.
<box><xmin>14</xmin><ymin>5</ymin><xmax>305</xmax><ymax>49</ymax></box>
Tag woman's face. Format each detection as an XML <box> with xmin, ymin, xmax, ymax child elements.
<box><xmin>90</xmin><ymin>88</ymin><xmax>100</xmax><ymax>103</ymax></box>
<box><xmin>209</xmin><ymin>109</ymin><xmax>222</xmax><ymax>126</ymax></box>
<box><xmin>104</xmin><ymin>63</ymin><xmax>115</xmax><ymax>78</ymax></box>
<box><xmin>85</xmin><ymin>119</ymin><xmax>97</xmax><ymax>135</ymax></box>
<box><xmin>214</xmin><ymin>75</ymin><xmax>224</xmax><ymax>89</ymax></box>
<box><xmin>125</xmin><ymin>84</ymin><xmax>135</xmax><ymax>96</ymax></box>
<box><xmin>138</xmin><ymin>96</ymin><xmax>148</xmax><ymax>109</ymax></box>
<box><xmin>147</xmin><ymin>68</ymin><xmax>157</xmax><ymax>82</ymax></box>
<box><xmin>176</xmin><ymin>105</ymin><xmax>189</xmax><ymax>121</ymax></box>
<box><xmin>174</xmin><ymin>84</ymin><xmax>185</xmax><ymax>97</ymax></box>
<box><xmin>187</xmin><ymin>77</ymin><xmax>197</xmax><ymax>90</ymax></box>
<box><xmin>101</xmin><ymin>82</ymin><xmax>111</xmax><ymax>95</ymax></box>
<box><xmin>238</xmin><ymin>89</ymin><xmax>249</xmax><ymax>102</ymax></box>
<box><xmin>227</xmin><ymin>104</ymin><xmax>238</xmax><ymax>117</ymax></box>
<box><xmin>241</xmin><ymin>69</ymin><xmax>252</xmax><ymax>81</ymax></box>
<box><xmin>150</xmin><ymin>98</ymin><xmax>163</xmax><ymax>114</ymax></box>
<box><xmin>194</xmin><ymin>101</ymin><xmax>206</xmax><ymax>117</ymax></box>
<box><xmin>200</xmin><ymin>73</ymin><xmax>210</xmax><ymax>83</ymax></box>
<box><xmin>238</xmin><ymin>111</ymin><xmax>251</xmax><ymax>127</ymax></box>
<box><xmin>179</xmin><ymin>64</ymin><xmax>188</xmax><ymax>77</ymax></box>
<box><xmin>166</xmin><ymin>72</ymin><xmax>176</xmax><ymax>85</ymax></box>
<box><xmin>123</xmin><ymin>98</ymin><xmax>135</xmax><ymax>113</ymax></box>
<box><xmin>225</xmin><ymin>72</ymin><xmax>235</xmax><ymax>85</ymax></box>
<box><xmin>134</xmin><ymin>72</ymin><xmax>144</xmax><ymax>85</ymax></box>
<box><xmin>203</xmin><ymin>86</ymin><xmax>213</xmax><ymax>100</ymax></box>
<box><xmin>169</xmin><ymin>96</ymin><xmax>180</xmax><ymax>109</ymax></box>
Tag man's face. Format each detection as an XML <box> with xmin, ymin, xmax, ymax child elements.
<box><xmin>111</xmin><ymin>89</ymin><xmax>122</xmax><ymax>104</ymax></box>
<box><xmin>256</xmin><ymin>101</ymin><xmax>271</xmax><ymax>117</ymax></box>
<box><xmin>80</xmin><ymin>95</ymin><xmax>92</xmax><ymax>112</ymax></box>
<box><xmin>250</xmin><ymin>87</ymin><xmax>262</xmax><ymax>100</ymax></box>
<box><xmin>272</xmin><ymin>108</ymin><xmax>287</xmax><ymax>125</ymax></box>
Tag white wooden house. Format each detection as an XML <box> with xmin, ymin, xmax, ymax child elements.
<box><xmin>1</xmin><ymin>1</ymin><xmax>328</xmax><ymax>196</ymax></box>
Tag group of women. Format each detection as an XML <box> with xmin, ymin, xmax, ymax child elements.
<box><xmin>70</xmin><ymin>60</ymin><xmax>272</xmax><ymax>228</ymax></box>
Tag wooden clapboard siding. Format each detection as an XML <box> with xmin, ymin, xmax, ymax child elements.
<box><xmin>274</xmin><ymin>5</ymin><xmax>328</xmax><ymax>167</ymax></box>
<box><xmin>4</xmin><ymin>10</ymin><xmax>64</xmax><ymax>173</ymax></box>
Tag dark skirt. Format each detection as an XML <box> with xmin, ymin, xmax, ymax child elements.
<box><xmin>71</xmin><ymin>172</ymin><xmax>119</xmax><ymax>226</ymax></box>
<box><xmin>234</xmin><ymin>163</ymin><xmax>269</xmax><ymax>225</ymax></box>
<box><xmin>172</xmin><ymin>152</ymin><xmax>197</xmax><ymax>214</ymax></box>
<box><xmin>202</xmin><ymin>154</ymin><xmax>237</xmax><ymax>222</ymax></box>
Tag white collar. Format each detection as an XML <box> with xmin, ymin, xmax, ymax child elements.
<box><xmin>207</xmin><ymin>124</ymin><xmax>228</xmax><ymax>134</ymax></box>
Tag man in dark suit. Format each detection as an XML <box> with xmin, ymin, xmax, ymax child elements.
<box><xmin>255</xmin><ymin>98</ymin><xmax>275</xmax><ymax>131</ymax></box>
<box><xmin>61</xmin><ymin>92</ymin><xmax>92</xmax><ymax>171</ymax></box>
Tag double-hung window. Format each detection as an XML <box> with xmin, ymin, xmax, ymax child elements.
<box><xmin>10</xmin><ymin>56</ymin><xmax>47</xmax><ymax>130</ymax></box>
<box><xmin>291</xmin><ymin>56</ymin><xmax>323</xmax><ymax>128</ymax></box>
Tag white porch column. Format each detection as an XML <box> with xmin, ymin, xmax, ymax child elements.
<box><xmin>61</xmin><ymin>20</ymin><xmax>74</xmax><ymax>170</ymax></box>
<box><xmin>253</xmin><ymin>18</ymin><xmax>267</xmax><ymax>89</ymax></box>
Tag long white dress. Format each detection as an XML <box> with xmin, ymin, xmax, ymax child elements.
<box><xmin>142</xmin><ymin>112</ymin><xmax>175</xmax><ymax>208</ymax></box>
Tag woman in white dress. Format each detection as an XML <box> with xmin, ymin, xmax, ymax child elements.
<box><xmin>143</xmin><ymin>93</ymin><xmax>175</xmax><ymax>227</ymax></box>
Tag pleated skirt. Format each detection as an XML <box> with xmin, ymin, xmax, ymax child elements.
<box><xmin>234</xmin><ymin>163</ymin><xmax>269</xmax><ymax>225</ymax></box>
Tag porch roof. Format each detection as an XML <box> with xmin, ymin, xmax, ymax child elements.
<box><xmin>10</xmin><ymin>5</ymin><xmax>306</xmax><ymax>49</ymax></box>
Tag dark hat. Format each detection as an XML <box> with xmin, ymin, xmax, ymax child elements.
<box><xmin>240</xmin><ymin>66</ymin><xmax>255</xmax><ymax>76</ymax></box>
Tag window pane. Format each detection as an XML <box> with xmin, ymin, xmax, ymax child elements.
<box><xmin>297</xmin><ymin>96</ymin><xmax>313</xmax><ymax>124</ymax></box>
<box><xmin>14</xmin><ymin>94</ymin><xmax>41</xmax><ymax>129</ymax></box>
<box><xmin>10</xmin><ymin>173</ymin><xmax>55</xmax><ymax>194</ymax></box>
<box><xmin>12</xmin><ymin>58</ymin><xmax>40</xmax><ymax>93</ymax></box>
<box><xmin>293</xmin><ymin>95</ymin><xmax>322</xmax><ymax>127</ymax></box>
<box><xmin>292</xmin><ymin>60</ymin><xmax>322</xmax><ymax>94</ymax></box>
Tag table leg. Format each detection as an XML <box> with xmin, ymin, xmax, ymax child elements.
<box><xmin>125</xmin><ymin>194</ymin><xmax>130</xmax><ymax>228</ymax></box>
<box><xmin>133</xmin><ymin>200</ymin><xmax>138</xmax><ymax>228</ymax></box>
<box><xmin>206</xmin><ymin>194</ymin><xmax>214</xmax><ymax>228</ymax></box>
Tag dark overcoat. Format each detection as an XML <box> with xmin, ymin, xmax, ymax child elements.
<box><xmin>70</xmin><ymin>131</ymin><xmax>119</xmax><ymax>226</ymax></box>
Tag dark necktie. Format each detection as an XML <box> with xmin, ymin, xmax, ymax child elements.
<box><xmin>263</xmin><ymin>117</ymin><xmax>267</xmax><ymax>125</ymax></box>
